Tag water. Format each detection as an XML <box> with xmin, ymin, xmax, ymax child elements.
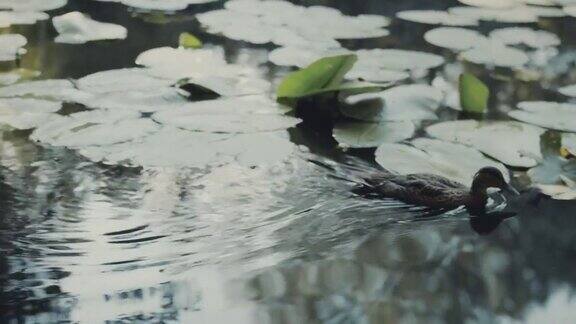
<box><xmin>2</xmin><ymin>0</ymin><xmax>576</xmax><ymax>323</ymax></box>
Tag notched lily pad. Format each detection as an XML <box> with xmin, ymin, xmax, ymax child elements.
<box><xmin>342</xmin><ymin>85</ymin><xmax>443</xmax><ymax>122</ymax></box>
<box><xmin>52</xmin><ymin>12</ymin><xmax>127</xmax><ymax>44</ymax></box>
<box><xmin>375</xmin><ymin>138</ymin><xmax>509</xmax><ymax>187</ymax></box>
<box><xmin>510</xmin><ymin>101</ymin><xmax>576</xmax><ymax>132</ymax></box>
<box><xmin>426</xmin><ymin>120</ymin><xmax>544</xmax><ymax>168</ymax></box>
<box><xmin>333</xmin><ymin>121</ymin><xmax>415</xmax><ymax>148</ymax></box>
<box><xmin>0</xmin><ymin>34</ymin><xmax>27</xmax><ymax>62</ymax></box>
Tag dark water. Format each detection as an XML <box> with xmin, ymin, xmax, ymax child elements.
<box><xmin>2</xmin><ymin>0</ymin><xmax>576</xmax><ymax>323</ymax></box>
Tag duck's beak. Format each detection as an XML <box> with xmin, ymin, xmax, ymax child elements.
<box><xmin>503</xmin><ymin>183</ymin><xmax>520</xmax><ymax>196</ymax></box>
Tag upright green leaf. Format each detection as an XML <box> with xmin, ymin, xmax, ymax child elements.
<box><xmin>277</xmin><ymin>54</ymin><xmax>358</xmax><ymax>99</ymax></box>
<box><xmin>179</xmin><ymin>32</ymin><xmax>203</xmax><ymax>49</ymax></box>
<box><xmin>459</xmin><ymin>73</ymin><xmax>489</xmax><ymax>113</ymax></box>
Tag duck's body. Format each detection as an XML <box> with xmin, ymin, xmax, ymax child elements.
<box><xmin>363</xmin><ymin>172</ymin><xmax>486</xmax><ymax>211</ymax></box>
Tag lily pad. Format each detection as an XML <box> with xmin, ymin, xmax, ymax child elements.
<box><xmin>52</xmin><ymin>12</ymin><xmax>127</xmax><ymax>44</ymax></box>
<box><xmin>76</xmin><ymin>127</ymin><xmax>296</xmax><ymax>168</ymax></box>
<box><xmin>0</xmin><ymin>11</ymin><xmax>48</xmax><ymax>28</ymax></box>
<box><xmin>0</xmin><ymin>98</ymin><xmax>62</xmax><ymax>130</ymax></box>
<box><xmin>426</xmin><ymin>120</ymin><xmax>544</xmax><ymax>167</ymax></box>
<box><xmin>510</xmin><ymin>102</ymin><xmax>576</xmax><ymax>132</ymax></box>
<box><xmin>448</xmin><ymin>6</ymin><xmax>539</xmax><ymax>23</ymax></box>
<box><xmin>0</xmin><ymin>79</ymin><xmax>90</xmax><ymax>103</ymax></box>
<box><xmin>489</xmin><ymin>27</ymin><xmax>560</xmax><ymax>49</ymax></box>
<box><xmin>152</xmin><ymin>97</ymin><xmax>300</xmax><ymax>133</ymax></box>
<box><xmin>459</xmin><ymin>73</ymin><xmax>489</xmax><ymax>114</ymax></box>
<box><xmin>135</xmin><ymin>46</ymin><xmax>260</xmax><ymax>81</ymax></box>
<box><xmin>76</xmin><ymin>68</ymin><xmax>173</xmax><ymax>94</ymax></box>
<box><xmin>461</xmin><ymin>40</ymin><xmax>530</xmax><ymax>68</ymax></box>
<box><xmin>93</xmin><ymin>0</ymin><xmax>218</xmax><ymax>10</ymax></box>
<box><xmin>458</xmin><ymin>0</ymin><xmax>520</xmax><ymax>8</ymax></box>
<box><xmin>0</xmin><ymin>0</ymin><xmax>67</xmax><ymax>11</ymax></box>
<box><xmin>332</xmin><ymin>121</ymin><xmax>415</xmax><ymax>148</ymax></box>
<box><xmin>396</xmin><ymin>10</ymin><xmax>478</xmax><ymax>26</ymax></box>
<box><xmin>424</xmin><ymin>27</ymin><xmax>485</xmax><ymax>51</ymax></box>
<box><xmin>197</xmin><ymin>0</ymin><xmax>389</xmax><ymax>47</ymax></box>
<box><xmin>558</xmin><ymin>84</ymin><xmax>576</xmax><ymax>97</ymax></box>
<box><xmin>0</xmin><ymin>34</ymin><xmax>27</xmax><ymax>62</ymax></box>
<box><xmin>342</xmin><ymin>85</ymin><xmax>443</xmax><ymax>122</ymax></box>
<box><xmin>375</xmin><ymin>138</ymin><xmax>509</xmax><ymax>187</ymax></box>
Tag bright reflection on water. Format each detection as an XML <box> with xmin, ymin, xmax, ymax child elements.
<box><xmin>2</xmin><ymin>0</ymin><xmax>576</xmax><ymax>323</ymax></box>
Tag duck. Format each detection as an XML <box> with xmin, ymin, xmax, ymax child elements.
<box><xmin>309</xmin><ymin>157</ymin><xmax>519</xmax><ymax>213</ymax></box>
<box><xmin>360</xmin><ymin>166</ymin><xmax>519</xmax><ymax>212</ymax></box>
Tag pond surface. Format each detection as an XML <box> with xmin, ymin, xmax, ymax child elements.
<box><xmin>2</xmin><ymin>0</ymin><xmax>576</xmax><ymax>323</ymax></box>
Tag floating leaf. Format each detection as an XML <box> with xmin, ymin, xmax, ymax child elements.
<box><xmin>52</xmin><ymin>12</ymin><xmax>127</xmax><ymax>44</ymax></box>
<box><xmin>426</xmin><ymin>120</ymin><xmax>544</xmax><ymax>168</ymax></box>
<box><xmin>276</xmin><ymin>54</ymin><xmax>357</xmax><ymax>99</ymax></box>
<box><xmin>179</xmin><ymin>32</ymin><xmax>203</xmax><ymax>49</ymax></box>
<box><xmin>509</xmin><ymin>102</ymin><xmax>576</xmax><ymax>132</ymax></box>
<box><xmin>459</xmin><ymin>73</ymin><xmax>489</xmax><ymax>114</ymax></box>
<box><xmin>424</xmin><ymin>27</ymin><xmax>485</xmax><ymax>51</ymax></box>
<box><xmin>375</xmin><ymin>138</ymin><xmax>508</xmax><ymax>187</ymax></box>
<box><xmin>332</xmin><ymin>121</ymin><xmax>415</xmax><ymax>148</ymax></box>
<box><xmin>342</xmin><ymin>85</ymin><xmax>443</xmax><ymax>122</ymax></box>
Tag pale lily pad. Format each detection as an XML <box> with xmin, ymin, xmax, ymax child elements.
<box><xmin>353</xmin><ymin>49</ymin><xmax>444</xmax><ymax>72</ymax></box>
<box><xmin>74</xmin><ymin>87</ymin><xmax>187</xmax><ymax>112</ymax></box>
<box><xmin>396</xmin><ymin>10</ymin><xmax>478</xmax><ymax>26</ymax></box>
<box><xmin>153</xmin><ymin>97</ymin><xmax>300</xmax><ymax>133</ymax></box>
<box><xmin>558</xmin><ymin>84</ymin><xmax>576</xmax><ymax>97</ymax></box>
<box><xmin>32</xmin><ymin>115</ymin><xmax>160</xmax><ymax>148</ymax></box>
<box><xmin>461</xmin><ymin>40</ymin><xmax>530</xmax><ymax>68</ymax></box>
<box><xmin>424</xmin><ymin>27</ymin><xmax>485</xmax><ymax>51</ymax></box>
<box><xmin>76</xmin><ymin>127</ymin><xmax>296</xmax><ymax>168</ymax></box>
<box><xmin>0</xmin><ymin>11</ymin><xmax>48</xmax><ymax>27</ymax></box>
<box><xmin>333</xmin><ymin>121</ymin><xmax>415</xmax><ymax>148</ymax></box>
<box><xmin>268</xmin><ymin>46</ymin><xmax>349</xmax><ymax>68</ymax></box>
<box><xmin>76</xmin><ymin>68</ymin><xmax>173</xmax><ymax>94</ymax></box>
<box><xmin>342</xmin><ymin>85</ymin><xmax>443</xmax><ymax>122</ymax></box>
<box><xmin>375</xmin><ymin>138</ymin><xmax>509</xmax><ymax>187</ymax></box>
<box><xmin>0</xmin><ymin>79</ymin><xmax>91</xmax><ymax>103</ymax></box>
<box><xmin>459</xmin><ymin>0</ymin><xmax>520</xmax><ymax>8</ymax></box>
<box><xmin>0</xmin><ymin>0</ymin><xmax>67</xmax><ymax>11</ymax></box>
<box><xmin>0</xmin><ymin>69</ymin><xmax>40</xmax><ymax>86</ymax></box>
<box><xmin>566</xmin><ymin>6</ymin><xmax>576</xmax><ymax>17</ymax></box>
<box><xmin>449</xmin><ymin>6</ymin><xmax>539</xmax><ymax>23</ymax></box>
<box><xmin>93</xmin><ymin>0</ymin><xmax>217</xmax><ymax>10</ymax></box>
<box><xmin>53</xmin><ymin>12</ymin><xmax>127</xmax><ymax>44</ymax></box>
<box><xmin>510</xmin><ymin>101</ymin><xmax>576</xmax><ymax>132</ymax></box>
<box><xmin>426</xmin><ymin>120</ymin><xmax>544</xmax><ymax>167</ymax></box>
<box><xmin>135</xmin><ymin>46</ymin><xmax>260</xmax><ymax>81</ymax></box>
<box><xmin>0</xmin><ymin>34</ymin><xmax>27</xmax><ymax>62</ymax></box>
<box><xmin>198</xmin><ymin>0</ymin><xmax>389</xmax><ymax>47</ymax></box>
<box><xmin>489</xmin><ymin>27</ymin><xmax>560</xmax><ymax>49</ymax></box>
<box><xmin>0</xmin><ymin>98</ymin><xmax>62</xmax><ymax>130</ymax></box>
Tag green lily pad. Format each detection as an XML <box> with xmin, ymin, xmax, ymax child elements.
<box><xmin>179</xmin><ymin>32</ymin><xmax>203</xmax><ymax>49</ymax></box>
<box><xmin>459</xmin><ymin>73</ymin><xmax>489</xmax><ymax>114</ymax></box>
<box><xmin>277</xmin><ymin>54</ymin><xmax>378</xmax><ymax>99</ymax></box>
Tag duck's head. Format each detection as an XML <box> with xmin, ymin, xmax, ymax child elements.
<box><xmin>471</xmin><ymin>167</ymin><xmax>519</xmax><ymax>197</ymax></box>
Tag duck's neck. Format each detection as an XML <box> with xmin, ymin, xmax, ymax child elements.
<box><xmin>470</xmin><ymin>180</ymin><xmax>489</xmax><ymax>208</ymax></box>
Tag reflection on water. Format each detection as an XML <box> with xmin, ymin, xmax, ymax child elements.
<box><xmin>2</xmin><ymin>0</ymin><xmax>576</xmax><ymax>323</ymax></box>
